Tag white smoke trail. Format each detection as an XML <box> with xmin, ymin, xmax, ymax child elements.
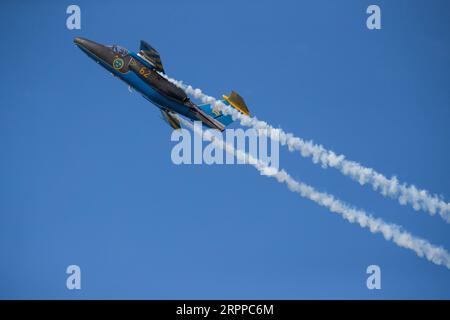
<box><xmin>163</xmin><ymin>74</ymin><xmax>450</xmax><ymax>223</ymax></box>
<box><xmin>178</xmin><ymin>118</ymin><xmax>450</xmax><ymax>270</ymax></box>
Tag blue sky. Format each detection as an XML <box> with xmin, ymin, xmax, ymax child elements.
<box><xmin>1</xmin><ymin>0</ymin><xmax>449</xmax><ymax>299</ymax></box>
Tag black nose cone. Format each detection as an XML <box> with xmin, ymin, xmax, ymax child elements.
<box><xmin>74</xmin><ymin>37</ymin><xmax>102</xmax><ymax>50</ymax></box>
<box><xmin>74</xmin><ymin>37</ymin><xmax>86</xmax><ymax>46</ymax></box>
<box><xmin>74</xmin><ymin>37</ymin><xmax>113</xmax><ymax>63</ymax></box>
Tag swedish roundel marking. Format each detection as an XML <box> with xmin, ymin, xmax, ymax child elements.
<box><xmin>113</xmin><ymin>58</ymin><xmax>124</xmax><ymax>70</ymax></box>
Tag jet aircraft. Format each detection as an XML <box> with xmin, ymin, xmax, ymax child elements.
<box><xmin>74</xmin><ymin>37</ymin><xmax>250</xmax><ymax>131</ymax></box>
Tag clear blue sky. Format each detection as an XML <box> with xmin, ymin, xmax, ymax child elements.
<box><xmin>1</xmin><ymin>0</ymin><xmax>449</xmax><ymax>299</ymax></box>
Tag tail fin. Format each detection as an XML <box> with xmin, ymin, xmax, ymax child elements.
<box><xmin>222</xmin><ymin>91</ymin><xmax>250</xmax><ymax>116</ymax></box>
<box><xmin>197</xmin><ymin>91</ymin><xmax>250</xmax><ymax>128</ymax></box>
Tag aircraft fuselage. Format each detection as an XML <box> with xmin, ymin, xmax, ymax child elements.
<box><xmin>74</xmin><ymin>37</ymin><xmax>197</xmax><ymax>120</ymax></box>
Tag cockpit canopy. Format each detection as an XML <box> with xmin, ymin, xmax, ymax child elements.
<box><xmin>108</xmin><ymin>44</ymin><xmax>128</xmax><ymax>56</ymax></box>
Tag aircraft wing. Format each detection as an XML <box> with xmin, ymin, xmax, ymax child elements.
<box><xmin>160</xmin><ymin>110</ymin><xmax>181</xmax><ymax>130</ymax></box>
<box><xmin>139</xmin><ymin>40</ymin><xmax>165</xmax><ymax>74</ymax></box>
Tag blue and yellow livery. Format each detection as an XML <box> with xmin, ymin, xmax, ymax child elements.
<box><xmin>74</xmin><ymin>37</ymin><xmax>250</xmax><ymax>131</ymax></box>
